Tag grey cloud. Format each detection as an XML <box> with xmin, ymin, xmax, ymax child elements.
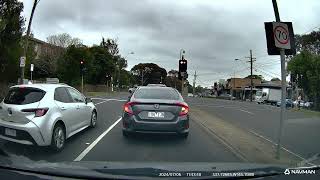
<box><xmin>23</xmin><ymin>0</ymin><xmax>320</xmax><ymax>86</ymax></box>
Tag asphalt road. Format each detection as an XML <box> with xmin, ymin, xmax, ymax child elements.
<box><xmin>0</xmin><ymin>93</ymin><xmax>240</xmax><ymax>163</ymax></box>
<box><xmin>185</xmin><ymin>97</ymin><xmax>320</xmax><ymax>164</ymax></box>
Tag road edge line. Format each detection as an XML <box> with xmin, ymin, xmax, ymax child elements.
<box><xmin>248</xmin><ymin>130</ymin><xmax>316</xmax><ymax>166</ymax></box>
<box><xmin>74</xmin><ymin>117</ymin><xmax>122</xmax><ymax>161</ymax></box>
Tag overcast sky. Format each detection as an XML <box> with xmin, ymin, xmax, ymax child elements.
<box><xmin>20</xmin><ymin>0</ymin><xmax>320</xmax><ymax>87</ymax></box>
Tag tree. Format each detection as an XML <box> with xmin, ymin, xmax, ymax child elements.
<box><xmin>101</xmin><ymin>37</ymin><xmax>119</xmax><ymax>56</ymax></box>
<box><xmin>87</xmin><ymin>45</ymin><xmax>115</xmax><ymax>85</ymax></box>
<box><xmin>270</xmin><ymin>77</ymin><xmax>281</xmax><ymax>81</ymax></box>
<box><xmin>47</xmin><ymin>33</ymin><xmax>82</xmax><ymax>48</ymax></box>
<box><xmin>0</xmin><ymin>0</ymin><xmax>24</xmax><ymax>82</ymax></box>
<box><xmin>245</xmin><ymin>74</ymin><xmax>264</xmax><ymax>80</ymax></box>
<box><xmin>288</xmin><ymin>50</ymin><xmax>320</xmax><ymax>110</ymax></box>
<box><xmin>57</xmin><ymin>45</ymin><xmax>92</xmax><ymax>85</ymax></box>
<box><xmin>295</xmin><ymin>29</ymin><xmax>320</xmax><ymax>55</ymax></box>
<box><xmin>131</xmin><ymin>63</ymin><xmax>167</xmax><ymax>85</ymax></box>
<box><xmin>165</xmin><ymin>69</ymin><xmax>181</xmax><ymax>90</ymax></box>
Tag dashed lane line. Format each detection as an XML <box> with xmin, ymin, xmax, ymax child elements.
<box><xmin>74</xmin><ymin>117</ymin><xmax>122</xmax><ymax>161</ymax></box>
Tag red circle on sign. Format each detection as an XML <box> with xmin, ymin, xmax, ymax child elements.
<box><xmin>273</xmin><ymin>25</ymin><xmax>289</xmax><ymax>45</ymax></box>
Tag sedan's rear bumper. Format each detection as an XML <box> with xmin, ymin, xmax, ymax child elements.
<box><xmin>122</xmin><ymin>113</ymin><xmax>189</xmax><ymax>134</ymax></box>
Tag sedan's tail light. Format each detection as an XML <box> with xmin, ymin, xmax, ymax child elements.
<box><xmin>123</xmin><ymin>102</ymin><xmax>136</xmax><ymax>115</ymax></box>
<box><xmin>21</xmin><ymin>108</ymin><xmax>49</xmax><ymax>117</ymax></box>
<box><xmin>176</xmin><ymin>103</ymin><xmax>189</xmax><ymax>116</ymax></box>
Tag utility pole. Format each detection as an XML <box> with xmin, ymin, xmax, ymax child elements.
<box><xmin>21</xmin><ymin>0</ymin><xmax>40</xmax><ymax>84</ymax></box>
<box><xmin>193</xmin><ymin>71</ymin><xmax>197</xmax><ymax>97</ymax></box>
<box><xmin>246</xmin><ymin>50</ymin><xmax>256</xmax><ymax>102</ymax></box>
<box><xmin>272</xmin><ymin>0</ymin><xmax>287</xmax><ymax>160</ymax></box>
<box><xmin>111</xmin><ymin>76</ymin><xmax>114</xmax><ymax>92</ymax></box>
<box><xmin>81</xmin><ymin>74</ymin><xmax>84</xmax><ymax>93</ymax></box>
<box><xmin>141</xmin><ymin>70</ymin><xmax>144</xmax><ymax>86</ymax></box>
<box><xmin>118</xmin><ymin>65</ymin><xmax>120</xmax><ymax>90</ymax></box>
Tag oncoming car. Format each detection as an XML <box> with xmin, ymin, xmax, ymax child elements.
<box><xmin>0</xmin><ymin>84</ymin><xmax>97</xmax><ymax>151</ymax></box>
<box><xmin>122</xmin><ymin>86</ymin><xmax>189</xmax><ymax>138</ymax></box>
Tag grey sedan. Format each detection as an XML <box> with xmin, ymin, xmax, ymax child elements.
<box><xmin>122</xmin><ymin>86</ymin><xmax>189</xmax><ymax>138</ymax></box>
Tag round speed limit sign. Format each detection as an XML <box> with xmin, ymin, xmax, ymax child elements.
<box><xmin>273</xmin><ymin>22</ymin><xmax>291</xmax><ymax>49</ymax></box>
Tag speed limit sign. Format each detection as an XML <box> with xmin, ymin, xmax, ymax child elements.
<box><xmin>273</xmin><ymin>22</ymin><xmax>291</xmax><ymax>49</ymax></box>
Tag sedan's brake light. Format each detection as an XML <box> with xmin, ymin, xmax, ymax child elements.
<box><xmin>176</xmin><ymin>103</ymin><xmax>189</xmax><ymax>116</ymax></box>
<box><xmin>21</xmin><ymin>108</ymin><xmax>49</xmax><ymax>117</ymax></box>
<box><xmin>123</xmin><ymin>102</ymin><xmax>136</xmax><ymax>115</ymax></box>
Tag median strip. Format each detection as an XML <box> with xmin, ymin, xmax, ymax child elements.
<box><xmin>190</xmin><ymin>108</ymin><xmax>301</xmax><ymax>165</ymax></box>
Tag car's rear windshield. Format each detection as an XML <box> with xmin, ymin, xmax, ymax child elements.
<box><xmin>134</xmin><ymin>88</ymin><xmax>180</xmax><ymax>100</ymax></box>
<box><xmin>4</xmin><ymin>87</ymin><xmax>46</xmax><ymax>105</ymax></box>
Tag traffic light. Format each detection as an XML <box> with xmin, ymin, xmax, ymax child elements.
<box><xmin>80</xmin><ymin>60</ymin><xmax>85</xmax><ymax>75</ymax></box>
<box><xmin>179</xmin><ymin>59</ymin><xmax>187</xmax><ymax>72</ymax></box>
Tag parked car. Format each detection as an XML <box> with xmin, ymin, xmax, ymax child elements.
<box><xmin>0</xmin><ymin>84</ymin><xmax>97</xmax><ymax>151</ymax></box>
<box><xmin>276</xmin><ymin>99</ymin><xmax>294</xmax><ymax>108</ymax></box>
<box><xmin>304</xmin><ymin>101</ymin><xmax>314</xmax><ymax>108</ymax></box>
<box><xmin>187</xmin><ymin>93</ymin><xmax>194</xmax><ymax>97</ymax></box>
<box><xmin>219</xmin><ymin>94</ymin><xmax>235</xmax><ymax>100</ymax></box>
<box><xmin>293</xmin><ymin>100</ymin><xmax>305</xmax><ymax>107</ymax></box>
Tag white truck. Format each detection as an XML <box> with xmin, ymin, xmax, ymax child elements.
<box><xmin>255</xmin><ymin>88</ymin><xmax>281</xmax><ymax>105</ymax></box>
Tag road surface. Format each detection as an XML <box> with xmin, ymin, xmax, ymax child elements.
<box><xmin>0</xmin><ymin>93</ymin><xmax>240</xmax><ymax>163</ymax></box>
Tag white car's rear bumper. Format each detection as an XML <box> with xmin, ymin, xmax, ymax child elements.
<box><xmin>0</xmin><ymin>119</ymin><xmax>49</xmax><ymax>146</ymax></box>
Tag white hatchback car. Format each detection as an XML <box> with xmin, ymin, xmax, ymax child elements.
<box><xmin>0</xmin><ymin>84</ymin><xmax>97</xmax><ymax>151</ymax></box>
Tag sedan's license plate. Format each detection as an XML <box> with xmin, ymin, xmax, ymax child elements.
<box><xmin>148</xmin><ymin>112</ymin><xmax>165</xmax><ymax>118</ymax></box>
<box><xmin>5</xmin><ymin>128</ymin><xmax>16</xmax><ymax>137</ymax></box>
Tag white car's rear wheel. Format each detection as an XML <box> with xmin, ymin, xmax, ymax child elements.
<box><xmin>51</xmin><ymin>124</ymin><xmax>65</xmax><ymax>151</ymax></box>
<box><xmin>90</xmin><ymin>111</ymin><xmax>97</xmax><ymax>128</ymax></box>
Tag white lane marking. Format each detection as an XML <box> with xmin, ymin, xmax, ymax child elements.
<box><xmin>74</xmin><ymin>117</ymin><xmax>122</xmax><ymax>161</ymax></box>
<box><xmin>91</xmin><ymin>97</ymin><xmax>108</xmax><ymax>100</ymax></box>
<box><xmin>248</xmin><ymin>129</ymin><xmax>316</xmax><ymax>166</ymax></box>
<box><xmin>94</xmin><ymin>99</ymin><xmax>127</xmax><ymax>105</ymax></box>
<box><xmin>239</xmin><ymin>109</ymin><xmax>254</xmax><ymax>115</ymax></box>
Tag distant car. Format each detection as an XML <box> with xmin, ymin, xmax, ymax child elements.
<box><xmin>293</xmin><ymin>100</ymin><xmax>305</xmax><ymax>107</ymax></box>
<box><xmin>304</xmin><ymin>101</ymin><xmax>313</xmax><ymax>108</ymax></box>
<box><xmin>219</xmin><ymin>94</ymin><xmax>235</xmax><ymax>100</ymax></box>
<box><xmin>146</xmin><ymin>84</ymin><xmax>166</xmax><ymax>87</ymax></box>
<box><xmin>187</xmin><ymin>93</ymin><xmax>193</xmax><ymax>97</ymax></box>
<box><xmin>276</xmin><ymin>99</ymin><xmax>294</xmax><ymax>108</ymax></box>
<box><xmin>122</xmin><ymin>86</ymin><xmax>189</xmax><ymax>138</ymax></box>
<box><xmin>0</xmin><ymin>84</ymin><xmax>97</xmax><ymax>151</ymax></box>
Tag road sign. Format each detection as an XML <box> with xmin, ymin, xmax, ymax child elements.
<box><xmin>264</xmin><ymin>22</ymin><xmax>296</xmax><ymax>55</ymax></box>
<box><xmin>20</xmin><ymin>56</ymin><xmax>26</xmax><ymax>67</ymax></box>
<box><xmin>273</xmin><ymin>22</ymin><xmax>291</xmax><ymax>49</ymax></box>
<box><xmin>30</xmin><ymin>64</ymin><xmax>34</xmax><ymax>72</ymax></box>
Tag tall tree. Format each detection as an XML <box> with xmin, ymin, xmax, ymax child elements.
<box><xmin>47</xmin><ymin>33</ymin><xmax>82</xmax><ymax>48</ymax></box>
<box><xmin>131</xmin><ymin>63</ymin><xmax>167</xmax><ymax>85</ymax></box>
<box><xmin>295</xmin><ymin>29</ymin><xmax>320</xmax><ymax>55</ymax></box>
<box><xmin>0</xmin><ymin>0</ymin><xmax>24</xmax><ymax>82</ymax></box>
<box><xmin>288</xmin><ymin>50</ymin><xmax>320</xmax><ymax>109</ymax></box>
<box><xmin>57</xmin><ymin>45</ymin><xmax>92</xmax><ymax>85</ymax></box>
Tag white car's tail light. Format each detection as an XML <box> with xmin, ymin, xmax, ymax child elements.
<box><xmin>21</xmin><ymin>108</ymin><xmax>49</xmax><ymax>117</ymax></box>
